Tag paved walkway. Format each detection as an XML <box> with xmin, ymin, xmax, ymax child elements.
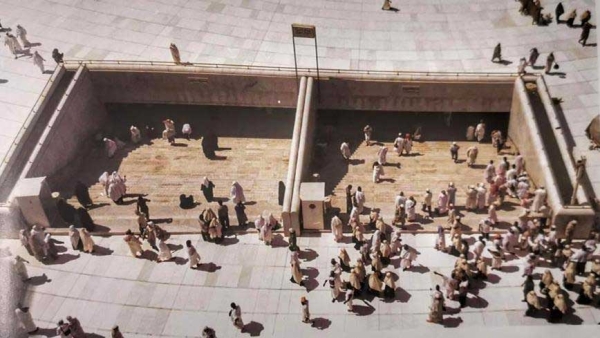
<box><xmin>1</xmin><ymin>232</ymin><xmax>599</xmax><ymax>337</ymax></box>
<box><xmin>0</xmin><ymin>0</ymin><xmax>598</xmax><ymax>198</ymax></box>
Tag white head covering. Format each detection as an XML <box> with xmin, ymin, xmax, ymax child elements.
<box><xmin>202</xmin><ymin>177</ymin><xmax>210</xmax><ymax>188</ymax></box>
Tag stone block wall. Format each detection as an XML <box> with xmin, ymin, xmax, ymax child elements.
<box><xmin>318</xmin><ymin>78</ymin><xmax>514</xmax><ymax>112</ymax></box>
<box><xmin>89</xmin><ymin>71</ymin><xmax>299</xmax><ymax>109</ymax></box>
<box><xmin>25</xmin><ymin>66</ymin><xmax>108</xmax><ymax>181</ymax></box>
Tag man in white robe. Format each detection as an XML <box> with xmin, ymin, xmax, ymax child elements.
<box><xmin>12</xmin><ymin>255</ymin><xmax>30</xmax><ymax>282</ymax></box>
<box><xmin>517</xmin><ymin>179</ymin><xmax>530</xmax><ymax>200</ymax></box>
<box><xmin>254</xmin><ymin>215</ymin><xmax>266</xmax><ymax>241</ymax></box>
<box><xmin>395</xmin><ymin>192</ymin><xmax>406</xmax><ymax>209</ymax></box>
<box><xmin>181</xmin><ymin>123</ymin><xmax>192</xmax><ymax>140</ymax></box>
<box><xmin>515</xmin><ymin>152</ymin><xmax>525</xmax><ymax>175</ymax></box>
<box><xmin>15</xmin><ymin>307</ymin><xmax>38</xmax><ymax>334</ymax></box>
<box><xmin>465</xmin><ymin>186</ymin><xmax>477</xmax><ymax>210</ymax></box>
<box><xmin>363</xmin><ymin>125</ymin><xmax>373</xmax><ymax>146</ymax></box>
<box><xmin>475</xmin><ymin>120</ymin><xmax>486</xmax><ymax>142</ymax></box>
<box><xmin>104</xmin><ymin>138</ymin><xmax>117</xmax><ymax>158</ymax></box>
<box><xmin>372</xmin><ymin>162</ymin><xmax>384</xmax><ymax>183</ymax></box>
<box><xmin>466</xmin><ymin>146</ymin><xmax>478</xmax><ymax>167</ymax></box>
<box><xmin>403</xmin><ymin>135</ymin><xmax>413</xmax><ymax>155</ymax></box>
<box><xmin>230</xmin><ymin>181</ymin><xmax>246</xmax><ymax>205</ymax></box>
<box><xmin>16</xmin><ymin>25</ymin><xmax>30</xmax><ymax>46</ymax></box>
<box><xmin>531</xmin><ymin>187</ymin><xmax>546</xmax><ymax>212</ymax></box>
<box><xmin>340</xmin><ymin>142</ymin><xmax>351</xmax><ymax>160</ymax></box>
<box><xmin>230</xmin><ymin>303</ymin><xmax>244</xmax><ymax>331</ymax></box>
<box><xmin>130</xmin><ymin>125</ymin><xmax>141</xmax><ymax>143</ymax></box>
<box><xmin>348</xmin><ymin>206</ymin><xmax>360</xmax><ymax>225</ymax></box>
<box><xmin>476</xmin><ymin>183</ymin><xmax>487</xmax><ymax>210</ymax></box>
<box><xmin>331</xmin><ymin>212</ymin><xmax>343</xmax><ymax>242</ymax></box>
<box><xmin>354</xmin><ymin>187</ymin><xmax>365</xmax><ymax>214</ymax></box>
<box><xmin>437</xmin><ymin>190</ymin><xmax>449</xmax><ymax>215</ymax></box>
<box><xmin>405</xmin><ymin>197</ymin><xmax>416</xmax><ymax>221</ymax></box>
<box><xmin>447</xmin><ymin>182</ymin><xmax>457</xmax><ymax>206</ymax></box>
<box><xmin>4</xmin><ymin>33</ymin><xmax>21</xmax><ymax>59</ymax></box>
<box><xmin>377</xmin><ymin>146</ymin><xmax>388</xmax><ymax>165</ymax></box>
<box><xmin>394</xmin><ymin>133</ymin><xmax>404</xmax><ymax>156</ymax></box>
<box><xmin>484</xmin><ymin>160</ymin><xmax>495</xmax><ymax>183</ymax></box>
<box><xmin>466</xmin><ymin>126</ymin><xmax>475</xmax><ymax>141</ymax></box>
<box><xmin>162</xmin><ymin>119</ymin><xmax>176</xmax><ymax>143</ymax></box>
<box><xmin>506</xmin><ymin>164</ymin><xmax>517</xmax><ymax>181</ymax></box>
<box><xmin>33</xmin><ymin>51</ymin><xmax>45</xmax><ymax>73</ymax></box>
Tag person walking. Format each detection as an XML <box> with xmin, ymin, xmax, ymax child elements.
<box><xmin>66</xmin><ymin>316</ymin><xmax>85</xmax><ymax>338</ymax></box>
<box><xmin>450</xmin><ymin>142</ymin><xmax>460</xmax><ymax>163</ymax></box>
<box><xmin>345</xmin><ymin>185</ymin><xmax>354</xmax><ymax>214</ymax></box>
<box><xmin>80</xmin><ymin>228</ymin><xmax>95</xmax><ymax>253</ymax></box>
<box><xmin>580</xmin><ymin>10</ymin><xmax>591</xmax><ymax>26</ymax></box>
<box><xmin>517</xmin><ymin>57</ymin><xmax>527</xmax><ymax>76</ymax></box>
<box><xmin>15</xmin><ymin>24</ymin><xmax>30</xmax><ymax>47</ymax></box>
<box><xmin>4</xmin><ymin>33</ymin><xmax>21</xmax><ymax>59</ymax></box>
<box><xmin>111</xmin><ymin>325</ymin><xmax>124</xmax><ymax>338</ymax></box>
<box><xmin>52</xmin><ymin>48</ymin><xmax>64</xmax><ymax>64</ymax></box>
<box><xmin>331</xmin><ymin>211</ymin><xmax>343</xmax><ymax>242</ymax></box>
<box><xmin>234</xmin><ymin>202</ymin><xmax>247</xmax><ymax>227</ymax></box>
<box><xmin>170</xmin><ymin>43</ymin><xmax>181</xmax><ymax>64</ymax></box>
<box><xmin>11</xmin><ymin>255</ymin><xmax>31</xmax><ymax>282</ymax></box>
<box><xmin>555</xmin><ymin>2</ymin><xmax>565</xmax><ymax>23</ymax></box>
<box><xmin>340</xmin><ymin>142</ymin><xmax>351</xmax><ymax>160</ymax></box>
<box><xmin>363</xmin><ymin>125</ymin><xmax>373</xmax><ymax>146</ymax></box>
<box><xmin>579</xmin><ymin>22</ymin><xmax>592</xmax><ymax>46</ymax></box>
<box><xmin>217</xmin><ymin>200</ymin><xmax>230</xmax><ymax>230</ymax></box>
<box><xmin>528</xmin><ymin>47</ymin><xmax>539</xmax><ymax>66</ymax></box>
<box><xmin>33</xmin><ymin>51</ymin><xmax>46</xmax><ymax>74</ymax></box>
<box><xmin>186</xmin><ymin>240</ymin><xmax>201</xmax><ymax>269</ymax></box>
<box><xmin>229</xmin><ymin>302</ymin><xmax>245</xmax><ymax>332</ymax></box>
<box><xmin>136</xmin><ymin>196</ymin><xmax>150</xmax><ymax>220</ymax></box>
<box><xmin>491</xmin><ymin>43</ymin><xmax>502</xmax><ymax>62</ymax></box>
<box><xmin>201</xmin><ymin>177</ymin><xmax>215</xmax><ymax>202</ymax></box>
<box><xmin>15</xmin><ymin>306</ymin><xmax>38</xmax><ymax>334</ymax></box>
<box><xmin>301</xmin><ymin>296</ymin><xmax>314</xmax><ymax>326</ymax></box>
<box><xmin>343</xmin><ymin>285</ymin><xmax>354</xmax><ymax>312</ymax></box>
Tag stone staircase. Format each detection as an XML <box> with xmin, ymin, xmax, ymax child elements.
<box><xmin>319</xmin><ymin>138</ymin><xmax>524</xmax><ymax>231</ymax></box>
<box><xmin>61</xmin><ymin>135</ymin><xmax>291</xmax><ymax>232</ymax></box>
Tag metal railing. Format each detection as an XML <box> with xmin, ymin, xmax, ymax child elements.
<box><xmin>61</xmin><ymin>59</ymin><xmax>518</xmax><ymax>78</ymax></box>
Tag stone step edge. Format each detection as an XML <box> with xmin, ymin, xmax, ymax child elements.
<box><xmin>45</xmin><ymin>227</ymin><xmax>509</xmax><ymax>237</ymax></box>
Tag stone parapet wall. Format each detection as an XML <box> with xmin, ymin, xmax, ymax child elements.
<box><xmin>88</xmin><ymin>70</ymin><xmax>299</xmax><ymax>109</ymax></box>
<box><xmin>282</xmin><ymin>76</ymin><xmax>307</xmax><ymax>236</ymax></box>
<box><xmin>318</xmin><ymin>78</ymin><xmax>514</xmax><ymax>112</ymax></box>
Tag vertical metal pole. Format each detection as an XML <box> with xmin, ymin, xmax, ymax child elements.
<box><xmin>314</xmin><ymin>31</ymin><xmax>321</xmax><ymax>103</ymax></box>
<box><xmin>292</xmin><ymin>35</ymin><xmax>299</xmax><ymax>92</ymax></box>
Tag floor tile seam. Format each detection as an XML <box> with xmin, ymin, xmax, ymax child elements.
<box><xmin>25</xmin><ymin>276</ymin><xmax>533</xmax><ymax>297</ymax></box>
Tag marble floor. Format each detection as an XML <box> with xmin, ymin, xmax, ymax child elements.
<box><xmin>1</xmin><ymin>231</ymin><xmax>599</xmax><ymax>337</ymax></box>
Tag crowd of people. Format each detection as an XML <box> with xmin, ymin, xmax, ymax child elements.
<box><xmin>1</xmin><ymin>21</ymin><xmax>64</xmax><ymax>73</ymax></box>
<box><xmin>334</xmin><ymin>121</ymin><xmax>600</xmax><ymax>325</ymax></box>
<box><xmin>11</xmin><ymin>116</ymin><xmax>600</xmax><ymax>335</ymax></box>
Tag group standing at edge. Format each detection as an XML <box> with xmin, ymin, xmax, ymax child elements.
<box><xmin>2</xmin><ymin>20</ymin><xmax>65</xmax><ymax>73</ymax></box>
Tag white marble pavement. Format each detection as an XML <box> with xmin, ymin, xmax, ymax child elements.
<box><xmin>0</xmin><ymin>0</ymin><xmax>598</xmax><ymax>196</ymax></box>
<box><xmin>1</xmin><ymin>230</ymin><xmax>599</xmax><ymax>337</ymax></box>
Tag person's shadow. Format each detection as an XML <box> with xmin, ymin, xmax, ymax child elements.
<box><xmin>243</xmin><ymin>321</ymin><xmax>264</xmax><ymax>336</ymax></box>
<box><xmin>311</xmin><ymin>317</ymin><xmax>331</xmax><ymax>330</ymax></box>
